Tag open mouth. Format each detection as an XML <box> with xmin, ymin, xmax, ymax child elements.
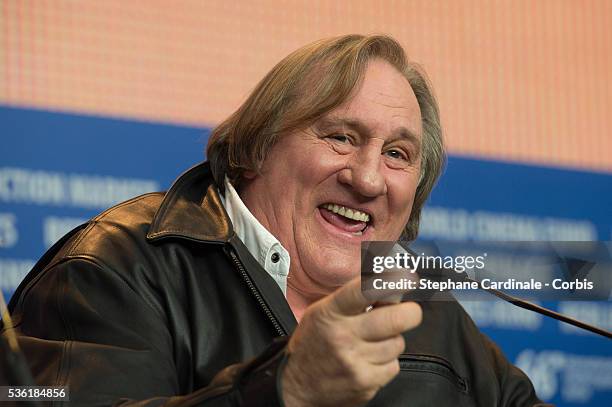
<box><xmin>318</xmin><ymin>203</ymin><xmax>372</xmax><ymax>236</ymax></box>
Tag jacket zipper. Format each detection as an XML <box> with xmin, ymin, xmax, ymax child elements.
<box><xmin>228</xmin><ymin>249</ymin><xmax>286</xmax><ymax>337</ymax></box>
<box><xmin>399</xmin><ymin>354</ymin><xmax>469</xmax><ymax>393</ymax></box>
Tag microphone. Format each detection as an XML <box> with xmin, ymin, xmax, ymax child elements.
<box><xmin>364</xmin><ymin>241</ymin><xmax>612</xmax><ymax>339</ymax></box>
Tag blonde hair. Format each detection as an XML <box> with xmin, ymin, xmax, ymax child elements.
<box><xmin>206</xmin><ymin>34</ymin><xmax>445</xmax><ymax>240</ymax></box>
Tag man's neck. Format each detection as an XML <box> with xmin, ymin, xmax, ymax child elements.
<box><xmin>286</xmin><ymin>282</ymin><xmax>335</xmax><ymax>322</ymax></box>
<box><xmin>287</xmin><ymin>286</ymin><xmax>311</xmax><ymax>322</ymax></box>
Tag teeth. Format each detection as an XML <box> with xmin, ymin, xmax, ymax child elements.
<box><xmin>323</xmin><ymin>203</ymin><xmax>370</xmax><ymax>222</ymax></box>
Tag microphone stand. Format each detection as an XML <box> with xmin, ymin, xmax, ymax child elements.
<box><xmin>476</xmin><ymin>281</ymin><xmax>612</xmax><ymax>339</ymax></box>
<box><xmin>398</xmin><ymin>243</ymin><xmax>612</xmax><ymax>340</ymax></box>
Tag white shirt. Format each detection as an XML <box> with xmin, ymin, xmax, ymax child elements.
<box><xmin>220</xmin><ymin>178</ymin><xmax>290</xmax><ymax>296</ymax></box>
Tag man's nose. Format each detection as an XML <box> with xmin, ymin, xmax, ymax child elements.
<box><xmin>338</xmin><ymin>147</ymin><xmax>387</xmax><ymax>197</ymax></box>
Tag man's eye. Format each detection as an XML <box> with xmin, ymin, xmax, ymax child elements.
<box><xmin>327</xmin><ymin>134</ymin><xmax>351</xmax><ymax>144</ymax></box>
<box><xmin>384</xmin><ymin>149</ymin><xmax>408</xmax><ymax>161</ymax></box>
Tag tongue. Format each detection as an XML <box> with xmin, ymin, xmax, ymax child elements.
<box><xmin>319</xmin><ymin>207</ymin><xmax>366</xmax><ymax>233</ymax></box>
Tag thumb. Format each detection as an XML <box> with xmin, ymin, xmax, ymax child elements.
<box><xmin>326</xmin><ymin>276</ymin><xmax>371</xmax><ymax>316</ymax></box>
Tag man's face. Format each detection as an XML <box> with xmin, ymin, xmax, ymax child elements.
<box><xmin>240</xmin><ymin>59</ymin><xmax>422</xmax><ymax>297</ymax></box>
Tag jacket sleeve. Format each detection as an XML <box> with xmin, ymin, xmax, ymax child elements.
<box><xmin>8</xmin><ymin>257</ymin><xmax>288</xmax><ymax>407</ymax></box>
<box><xmin>480</xmin><ymin>334</ymin><xmax>554</xmax><ymax>407</ymax></box>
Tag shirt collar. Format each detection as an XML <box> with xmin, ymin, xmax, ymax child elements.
<box><xmin>220</xmin><ymin>178</ymin><xmax>290</xmax><ymax>296</ymax></box>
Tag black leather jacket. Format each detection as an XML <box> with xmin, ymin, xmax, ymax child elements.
<box><xmin>5</xmin><ymin>162</ymin><xmax>547</xmax><ymax>406</ymax></box>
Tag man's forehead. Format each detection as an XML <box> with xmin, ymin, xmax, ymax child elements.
<box><xmin>313</xmin><ymin>62</ymin><xmax>423</xmax><ymax>139</ymax></box>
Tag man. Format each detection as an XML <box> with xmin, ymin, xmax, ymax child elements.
<box><xmin>5</xmin><ymin>35</ymin><xmax>545</xmax><ymax>406</ymax></box>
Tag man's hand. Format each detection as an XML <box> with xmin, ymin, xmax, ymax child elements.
<box><xmin>281</xmin><ymin>277</ymin><xmax>422</xmax><ymax>407</ymax></box>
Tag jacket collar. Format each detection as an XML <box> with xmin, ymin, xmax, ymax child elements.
<box><xmin>146</xmin><ymin>162</ymin><xmax>234</xmax><ymax>244</ymax></box>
